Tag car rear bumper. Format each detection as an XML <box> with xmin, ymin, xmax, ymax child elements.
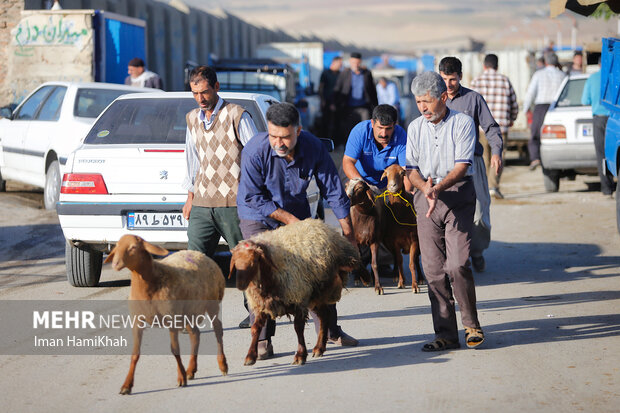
<box><xmin>540</xmin><ymin>142</ymin><xmax>597</xmax><ymax>170</ymax></box>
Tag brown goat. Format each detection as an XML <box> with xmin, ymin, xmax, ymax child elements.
<box><xmin>229</xmin><ymin>219</ymin><xmax>359</xmax><ymax>366</ymax></box>
<box><xmin>105</xmin><ymin>235</ymin><xmax>228</xmax><ymax>394</ymax></box>
<box><xmin>379</xmin><ymin>164</ymin><xmax>423</xmax><ymax>293</ymax></box>
<box><xmin>346</xmin><ymin>178</ymin><xmax>382</xmax><ymax>293</ymax></box>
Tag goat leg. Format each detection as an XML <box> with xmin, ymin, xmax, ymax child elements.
<box><xmin>370</xmin><ymin>242</ymin><xmax>383</xmax><ymax>295</ymax></box>
<box><xmin>312</xmin><ymin>305</ymin><xmax>330</xmax><ymax>358</ymax></box>
<box><xmin>208</xmin><ymin>305</ymin><xmax>228</xmax><ymax>375</ymax></box>
<box><xmin>186</xmin><ymin>325</ymin><xmax>200</xmax><ymax>380</ymax></box>
<box><xmin>395</xmin><ymin>249</ymin><xmax>406</xmax><ymax>289</ymax></box>
<box><xmin>292</xmin><ymin>308</ymin><xmax>308</xmax><ymax>365</ymax></box>
<box><xmin>409</xmin><ymin>243</ymin><xmax>420</xmax><ymax>293</ymax></box>
<box><xmin>245</xmin><ymin>312</ymin><xmax>267</xmax><ymax>366</ymax></box>
<box><xmin>169</xmin><ymin>329</ymin><xmax>187</xmax><ymax>388</ymax></box>
<box><xmin>120</xmin><ymin>327</ymin><xmax>143</xmax><ymax>395</ymax></box>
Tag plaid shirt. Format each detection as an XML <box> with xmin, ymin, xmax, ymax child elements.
<box><xmin>471</xmin><ymin>68</ymin><xmax>518</xmax><ymax>134</ymax></box>
<box><xmin>523</xmin><ymin>65</ymin><xmax>566</xmax><ymax>113</ymax></box>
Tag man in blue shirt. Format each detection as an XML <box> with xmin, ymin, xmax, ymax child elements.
<box><xmin>237</xmin><ymin>102</ymin><xmax>358</xmax><ymax>359</ymax></box>
<box><xmin>581</xmin><ymin>60</ymin><xmax>615</xmax><ymax>197</ymax></box>
<box><xmin>342</xmin><ymin>104</ymin><xmax>409</xmax><ymax>190</ymax></box>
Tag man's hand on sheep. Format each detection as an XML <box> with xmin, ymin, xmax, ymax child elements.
<box><xmin>339</xmin><ymin>216</ymin><xmax>357</xmax><ymax>247</ymax></box>
<box><xmin>269</xmin><ymin>208</ymin><xmax>300</xmax><ymax>225</ymax></box>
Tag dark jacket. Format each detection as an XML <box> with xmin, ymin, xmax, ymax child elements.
<box><xmin>333</xmin><ymin>68</ymin><xmax>378</xmax><ymax>110</ymax></box>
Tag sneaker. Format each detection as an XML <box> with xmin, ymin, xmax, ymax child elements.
<box><xmin>257</xmin><ymin>340</ymin><xmax>274</xmax><ymax>360</ymax></box>
<box><xmin>328</xmin><ymin>330</ymin><xmax>359</xmax><ymax>347</ymax></box>
<box><xmin>489</xmin><ymin>188</ymin><xmax>504</xmax><ymax>199</ymax></box>
<box><xmin>472</xmin><ymin>255</ymin><xmax>485</xmax><ymax>272</ymax></box>
<box><xmin>528</xmin><ymin>159</ymin><xmax>541</xmax><ymax>171</ymax></box>
<box><xmin>238</xmin><ymin>315</ymin><xmax>251</xmax><ymax>329</ymax></box>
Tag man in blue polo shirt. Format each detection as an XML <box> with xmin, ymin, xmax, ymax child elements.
<box><xmin>237</xmin><ymin>102</ymin><xmax>358</xmax><ymax>360</ymax></box>
<box><xmin>342</xmin><ymin>104</ymin><xmax>409</xmax><ymax>190</ymax></box>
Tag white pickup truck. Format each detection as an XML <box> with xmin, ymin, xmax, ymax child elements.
<box><xmin>57</xmin><ymin>91</ymin><xmax>326</xmax><ymax>287</ymax></box>
<box><xmin>0</xmin><ymin>82</ymin><xmax>153</xmax><ymax>209</ymax></box>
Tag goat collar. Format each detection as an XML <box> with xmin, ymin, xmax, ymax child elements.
<box><xmin>375</xmin><ymin>189</ymin><xmax>418</xmax><ymax>226</ymax></box>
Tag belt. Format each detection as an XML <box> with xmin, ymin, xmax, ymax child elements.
<box><xmin>431</xmin><ymin>175</ymin><xmax>472</xmax><ymax>185</ymax></box>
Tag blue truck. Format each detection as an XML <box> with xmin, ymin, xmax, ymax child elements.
<box><xmin>602</xmin><ymin>37</ymin><xmax>620</xmax><ymax>233</ymax></box>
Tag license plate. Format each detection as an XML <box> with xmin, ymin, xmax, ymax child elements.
<box><xmin>127</xmin><ymin>212</ymin><xmax>188</xmax><ymax>229</ymax></box>
<box><xmin>582</xmin><ymin>124</ymin><xmax>593</xmax><ymax>137</ymax></box>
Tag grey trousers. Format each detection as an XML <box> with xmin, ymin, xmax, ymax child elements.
<box><xmin>529</xmin><ymin>104</ymin><xmax>550</xmax><ymax>162</ymax></box>
<box><xmin>413</xmin><ymin>179</ymin><xmax>481</xmax><ymax>342</ymax></box>
<box><xmin>471</xmin><ymin>155</ymin><xmax>491</xmax><ymax>257</ymax></box>
<box><xmin>593</xmin><ymin>115</ymin><xmax>615</xmax><ymax>195</ymax></box>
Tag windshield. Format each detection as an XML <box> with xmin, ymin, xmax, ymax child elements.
<box><xmin>556</xmin><ymin>78</ymin><xmax>587</xmax><ymax>108</ymax></box>
<box><xmin>84</xmin><ymin>97</ymin><xmax>266</xmax><ymax>145</ymax></box>
<box><xmin>74</xmin><ymin>88</ymin><xmax>137</xmax><ymax>118</ymax></box>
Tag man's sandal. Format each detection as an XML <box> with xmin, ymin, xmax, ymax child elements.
<box><xmin>465</xmin><ymin>327</ymin><xmax>484</xmax><ymax>349</ymax></box>
<box><xmin>421</xmin><ymin>338</ymin><xmax>460</xmax><ymax>352</ymax></box>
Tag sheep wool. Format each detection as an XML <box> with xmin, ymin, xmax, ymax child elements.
<box><xmin>244</xmin><ymin>219</ymin><xmax>359</xmax><ymax>318</ymax></box>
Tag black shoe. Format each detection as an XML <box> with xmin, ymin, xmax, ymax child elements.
<box><xmin>239</xmin><ymin>315</ymin><xmax>251</xmax><ymax>329</ymax></box>
<box><xmin>472</xmin><ymin>256</ymin><xmax>485</xmax><ymax>272</ymax></box>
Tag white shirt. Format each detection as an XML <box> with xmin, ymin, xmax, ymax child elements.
<box><xmin>523</xmin><ymin>66</ymin><xmax>566</xmax><ymax>112</ymax></box>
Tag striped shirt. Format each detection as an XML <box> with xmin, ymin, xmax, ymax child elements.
<box><xmin>470</xmin><ymin>68</ymin><xmax>519</xmax><ymax>134</ymax></box>
<box><xmin>406</xmin><ymin>108</ymin><xmax>476</xmax><ymax>184</ymax></box>
<box><xmin>523</xmin><ymin>65</ymin><xmax>566</xmax><ymax>113</ymax></box>
<box><xmin>182</xmin><ymin>97</ymin><xmax>258</xmax><ymax>192</ymax></box>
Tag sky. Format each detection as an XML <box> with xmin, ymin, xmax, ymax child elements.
<box><xmin>178</xmin><ymin>0</ymin><xmax>618</xmax><ymax>53</ymax></box>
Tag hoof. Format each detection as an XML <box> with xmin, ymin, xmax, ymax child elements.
<box><xmin>375</xmin><ymin>286</ymin><xmax>384</xmax><ymax>295</ymax></box>
<box><xmin>397</xmin><ymin>283</ymin><xmax>405</xmax><ymax>289</ymax></box>
<box><xmin>187</xmin><ymin>372</ymin><xmax>195</xmax><ymax>380</ymax></box>
<box><xmin>218</xmin><ymin>358</ymin><xmax>228</xmax><ymax>375</ymax></box>
<box><xmin>119</xmin><ymin>387</ymin><xmax>131</xmax><ymax>395</ymax></box>
<box><xmin>312</xmin><ymin>348</ymin><xmax>325</xmax><ymax>358</ymax></box>
<box><xmin>177</xmin><ymin>379</ymin><xmax>187</xmax><ymax>388</ymax></box>
<box><xmin>244</xmin><ymin>357</ymin><xmax>257</xmax><ymax>366</ymax></box>
<box><xmin>292</xmin><ymin>356</ymin><xmax>306</xmax><ymax>365</ymax></box>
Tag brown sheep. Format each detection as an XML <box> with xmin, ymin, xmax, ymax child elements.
<box><xmin>345</xmin><ymin>178</ymin><xmax>382</xmax><ymax>293</ymax></box>
<box><xmin>378</xmin><ymin>164</ymin><xmax>423</xmax><ymax>293</ymax></box>
<box><xmin>104</xmin><ymin>235</ymin><xmax>228</xmax><ymax>395</ymax></box>
<box><xmin>229</xmin><ymin>219</ymin><xmax>359</xmax><ymax>366</ymax></box>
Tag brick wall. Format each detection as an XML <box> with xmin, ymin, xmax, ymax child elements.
<box><xmin>0</xmin><ymin>0</ymin><xmax>25</xmax><ymax>106</ymax></box>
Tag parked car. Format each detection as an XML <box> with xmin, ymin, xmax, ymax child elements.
<box><xmin>57</xmin><ymin>91</ymin><xmax>326</xmax><ymax>287</ymax></box>
<box><xmin>540</xmin><ymin>74</ymin><xmax>596</xmax><ymax>192</ymax></box>
<box><xmin>0</xmin><ymin>82</ymin><xmax>155</xmax><ymax>208</ymax></box>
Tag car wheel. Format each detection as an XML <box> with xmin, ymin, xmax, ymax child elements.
<box><xmin>542</xmin><ymin>168</ymin><xmax>560</xmax><ymax>192</ymax></box>
<box><xmin>44</xmin><ymin>160</ymin><xmax>61</xmax><ymax>210</ymax></box>
<box><xmin>66</xmin><ymin>241</ymin><xmax>103</xmax><ymax>287</ymax></box>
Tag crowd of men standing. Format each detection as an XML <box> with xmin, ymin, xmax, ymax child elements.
<box><xmin>178</xmin><ymin>47</ymin><xmax>612</xmax><ymax>358</ymax></box>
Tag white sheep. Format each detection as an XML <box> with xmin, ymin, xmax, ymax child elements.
<box><xmin>229</xmin><ymin>219</ymin><xmax>359</xmax><ymax>366</ymax></box>
<box><xmin>104</xmin><ymin>234</ymin><xmax>228</xmax><ymax>395</ymax></box>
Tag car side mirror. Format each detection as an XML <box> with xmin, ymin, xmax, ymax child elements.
<box><xmin>319</xmin><ymin>138</ymin><xmax>334</xmax><ymax>153</ymax></box>
<box><xmin>0</xmin><ymin>106</ymin><xmax>13</xmax><ymax>119</ymax></box>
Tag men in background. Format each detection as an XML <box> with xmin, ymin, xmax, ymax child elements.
<box><xmin>318</xmin><ymin>56</ymin><xmax>343</xmax><ymax>139</ymax></box>
<box><xmin>376</xmin><ymin>77</ymin><xmax>401</xmax><ymax>115</ymax></box>
<box><xmin>523</xmin><ymin>51</ymin><xmax>565</xmax><ymax>170</ymax></box>
<box><xmin>439</xmin><ymin>56</ymin><xmax>502</xmax><ymax>273</ymax></box>
<box><xmin>406</xmin><ymin>71</ymin><xmax>484</xmax><ymax>351</ymax></box>
<box><xmin>342</xmin><ymin>104</ymin><xmax>408</xmax><ymax>190</ymax></box>
<box><xmin>181</xmin><ymin>66</ymin><xmax>258</xmax><ymax>327</ymax></box>
<box><xmin>237</xmin><ymin>102</ymin><xmax>358</xmax><ymax>359</ymax></box>
<box><xmin>582</xmin><ymin>57</ymin><xmax>616</xmax><ymax>197</ymax></box>
<box><xmin>567</xmin><ymin>51</ymin><xmax>583</xmax><ymax>75</ymax></box>
<box><xmin>334</xmin><ymin>52</ymin><xmax>378</xmax><ymax>147</ymax></box>
<box><xmin>471</xmin><ymin>53</ymin><xmax>519</xmax><ymax>199</ymax></box>
<box><xmin>125</xmin><ymin>57</ymin><xmax>163</xmax><ymax>89</ymax></box>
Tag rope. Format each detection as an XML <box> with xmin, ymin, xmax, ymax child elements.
<box><xmin>375</xmin><ymin>189</ymin><xmax>417</xmax><ymax>227</ymax></box>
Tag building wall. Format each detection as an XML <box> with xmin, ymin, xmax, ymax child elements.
<box><xmin>0</xmin><ymin>0</ymin><xmax>25</xmax><ymax>105</ymax></box>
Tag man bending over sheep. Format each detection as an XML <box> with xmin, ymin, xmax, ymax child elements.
<box><xmin>237</xmin><ymin>102</ymin><xmax>359</xmax><ymax>359</ymax></box>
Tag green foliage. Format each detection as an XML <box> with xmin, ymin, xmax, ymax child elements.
<box><xmin>591</xmin><ymin>3</ymin><xmax>617</xmax><ymax>20</ymax></box>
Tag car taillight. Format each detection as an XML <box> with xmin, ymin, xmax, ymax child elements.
<box><xmin>541</xmin><ymin>125</ymin><xmax>566</xmax><ymax>139</ymax></box>
<box><xmin>61</xmin><ymin>173</ymin><xmax>109</xmax><ymax>194</ymax></box>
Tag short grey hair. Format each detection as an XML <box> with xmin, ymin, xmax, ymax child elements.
<box><xmin>410</xmin><ymin>71</ymin><xmax>447</xmax><ymax>99</ymax></box>
<box><xmin>544</xmin><ymin>51</ymin><xmax>559</xmax><ymax>66</ymax></box>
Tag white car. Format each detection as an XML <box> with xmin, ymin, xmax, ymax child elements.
<box><xmin>0</xmin><ymin>82</ymin><xmax>155</xmax><ymax>208</ymax></box>
<box><xmin>540</xmin><ymin>74</ymin><xmax>596</xmax><ymax>192</ymax></box>
<box><xmin>57</xmin><ymin>91</ymin><xmax>325</xmax><ymax>287</ymax></box>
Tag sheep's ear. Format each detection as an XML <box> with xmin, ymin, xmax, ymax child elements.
<box><xmin>143</xmin><ymin>241</ymin><xmax>169</xmax><ymax>257</ymax></box>
<box><xmin>104</xmin><ymin>247</ymin><xmax>116</xmax><ymax>264</ymax></box>
<box><xmin>380</xmin><ymin>170</ymin><xmax>387</xmax><ymax>181</ymax></box>
<box><xmin>365</xmin><ymin>189</ymin><xmax>375</xmax><ymax>204</ymax></box>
